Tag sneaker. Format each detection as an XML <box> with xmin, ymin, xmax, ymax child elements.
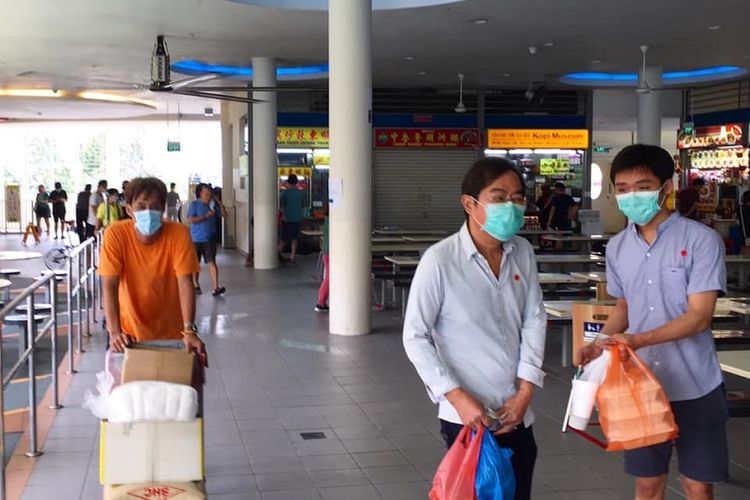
<box><xmin>314</xmin><ymin>304</ymin><xmax>329</xmax><ymax>313</ymax></box>
<box><xmin>212</xmin><ymin>286</ymin><xmax>226</xmax><ymax>296</ymax></box>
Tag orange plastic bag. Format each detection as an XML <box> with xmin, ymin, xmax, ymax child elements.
<box><xmin>596</xmin><ymin>345</ymin><xmax>679</xmax><ymax>451</ymax></box>
<box><xmin>430</xmin><ymin>426</ymin><xmax>482</xmax><ymax>500</ymax></box>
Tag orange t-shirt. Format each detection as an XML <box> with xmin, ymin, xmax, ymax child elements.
<box><xmin>98</xmin><ymin>220</ymin><xmax>200</xmax><ymax>341</ymax></box>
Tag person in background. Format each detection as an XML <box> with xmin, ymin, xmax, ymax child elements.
<box><xmin>678</xmin><ymin>177</ymin><xmax>704</xmax><ymax>220</ymax></box>
<box><xmin>738</xmin><ymin>190</ymin><xmax>750</xmax><ymax>255</ymax></box>
<box><xmin>278</xmin><ymin>174</ymin><xmax>305</xmax><ymax>263</ymax></box>
<box><xmin>188</xmin><ymin>183</ymin><xmax>226</xmax><ymax>297</ymax></box>
<box><xmin>87</xmin><ymin>179</ymin><xmax>107</xmax><ymax>239</ymax></box>
<box><xmin>119</xmin><ymin>180</ymin><xmax>131</xmax><ymax>219</ymax></box>
<box><xmin>95</xmin><ymin>188</ymin><xmax>123</xmax><ymax>231</ymax></box>
<box><xmin>34</xmin><ymin>184</ymin><xmax>51</xmax><ymax>234</ymax></box>
<box><xmin>99</xmin><ymin>177</ymin><xmax>206</xmax><ymax>365</ymax></box>
<box><xmin>49</xmin><ymin>181</ymin><xmax>68</xmax><ymax>240</ymax></box>
<box><xmin>314</xmin><ymin>213</ymin><xmax>330</xmax><ymax>313</ymax></box>
<box><xmin>75</xmin><ymin>184</ymin><xmax>91</xmax><ymax>242</ymax></box>
<box><xmin>579</xmin><ymin>144</ymin><xmax>727</xmax><ymax>500</ymax></box>
<box><xmin>211</xmin><ymin>186</ymin><xmax>227</xmax><ymax>244</ymax></box>
<box><xmin>535</xmin><ymin>184</ymin><xmax>552</xmax><ymax>229</ymax></box>
<box><xmin>547</xmin><ymin>182</ymin><xmax>577</xmax><ymax>231</ymax></box>
<box><xmin>166</xmin><ymin>182</ymin><xmax>181</xmax><ymax>222</ymax></box>
<box><xmin>403</xmin><ymin>157</ymin><xmax>546</xmax><ymax>500</ymax></box>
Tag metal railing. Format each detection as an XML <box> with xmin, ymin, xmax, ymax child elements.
<box><xmin>0</xmin><ymin>236</ymin><xmax>99</xmax><ymax>500</ymax></box>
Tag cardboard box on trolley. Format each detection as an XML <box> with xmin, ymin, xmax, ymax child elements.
<box><xmin>100</xmin><ymin>344</ymin><xmax>206</xmax><ymax>486</ymax></box>
<box><xmin>103</xmin><ymin>481</ymin><xmax>206</xmax><ymax>500</ymax></box>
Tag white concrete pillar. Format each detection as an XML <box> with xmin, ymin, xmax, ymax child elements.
<box><xmin>252</xmin><ymin>57</ymin><xmax>279</xmax><ymax>269</ymax></box>
<box><xmin>637</xmin><ymin>66</ymin><xmax>662</xmax><ymax>146</ymax></box>
<box><xmin>329</xmin><ymin>0</ymin><xmax>373</xmax><ymax>336</ymax></box>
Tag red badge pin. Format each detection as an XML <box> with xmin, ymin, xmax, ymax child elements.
<box><xmin>514</xmin><ymin>274</ymin><xmax>521</xmax><ymax>281</ymax></box>
<box><xmin>681</xmin><ymin>249</ymin><xmax>688</xmax><ymax>257</ymax></box>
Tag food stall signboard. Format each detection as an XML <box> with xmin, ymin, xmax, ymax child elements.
<box><xmin>278</xmin><ymin>167</ymin><xmax>313</xmax><ymax>177</ymax></box>
<box><xmin>374</xmin><ymin>128</ymin><xmax>481</xmax><ymax>148</ymax></box>
<box><xmin>540</xmin><ymin>158</ymin><xmax>570</xmax><ymax>175</ymax></box>
<box><xmin>677</xmin><ymin>123</ymin><xmax>744</xmax><ymax>149</ymax></box>
<box><xmin>277</xmin><ymin>127</ymin><xmax>329</xmax><ymax>147</ymax></box>
<box><xmin>487</xmin><ymin>129</ymin><xmax>589</xmax><ymax>149</ymax></box>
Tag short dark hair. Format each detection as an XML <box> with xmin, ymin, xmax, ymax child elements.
<box><xmin>287</xmin><ymin>174</ymin><xmax>299</xmax><ymax>185</ymax></box>
<box><xmin>125</xmin><ymin>177</ymin><xmax>167</xmax><ymax>207</ymax></box>
<box><xmin>692</xmin><ymin>177</ymin><xmax>705</xmax><ymax>187</ymax></box>
<box><xmin>610</xmin><ymin>144</ymin><xmax>674</xmax><ymax>184</ymax></box>
<box><xmin>84</xmin><ymin>184</ymin><xmax>91</xmax><ymax>192</ymax></box>
<box><xmin>195</xmin><ymin>183</ymin><xmax>211</xmax><ymax>198</ymax></box>
<box><xmin>98</xmin><ymin>179</ymin><xmax>108</xmax><ymax>189</ymax></box>
<box><xmin>461</xmin><ymin>157</ymin><xmax>524</xmax><ymax>199</ymax></box>
<box><xmin>170</xmin><ymin>182</ymin><xmax>176</xmax><ymax>189</ymax></box>
<box><xmin>107</xmin><ymin>188</ymin><xmax>119</xmax><ymax>196</ymax></box>
<box><xmin>54</xmin><ymin>182</ymin><xmax>61</xmax><ymax>189</ymax></box>
<box><xmin>554</xmin><ymin>182</ymin><xmax>566</xmax><ymax>190</ymax></box>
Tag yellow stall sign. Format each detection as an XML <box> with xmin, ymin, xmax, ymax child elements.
<box><xmin>277</xmin><ymin>127</ymin><xmax>329</xmax><ymax>147</ymax></box>
<box><xmin>278</xmin><ymin>166</ymin><xmax>313</xmax><ymax>177</ymax></box>
<box><xmin>488</xmin><ymin>129</ymin><xmax>589</xmax><ymax>149</ymax></box>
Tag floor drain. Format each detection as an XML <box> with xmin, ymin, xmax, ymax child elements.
<box><xmin>300</xmin><ymin>432</ymin><xmax>327</xmax><ymax>440</ymax></box>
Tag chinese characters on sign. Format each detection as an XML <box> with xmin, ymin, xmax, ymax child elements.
<box><xmin>374</xmin><ymin>128</ymin><xmax>481</xmax><ymax>148</ymax></box>
<box><xmin>277</xmin><ymin>127</ymin><xmax>330</xmax><ymax>147</ymax></box>
<box><xmin>487</xmin><ymin>129</ymin><xmax>589</xmax><ymax>149</ymax></box>
<box><xmin>278</xmin><ymin>167</ymin><xmax>313</xmax><ymax>177</ymax></box>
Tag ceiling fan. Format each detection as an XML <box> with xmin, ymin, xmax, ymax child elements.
<box><xmin>454</xmin><ymin>73</ymin><xmax>466</xmax><ymax>113</ymax></box>
<box><xmin>636</xmin><ymin>45</ymin><xmax>657</xmax><ymax>95</ymax></box>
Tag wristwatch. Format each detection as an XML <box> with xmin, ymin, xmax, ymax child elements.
<box><xmin>182</xmin><ymin>322</ymin><xmax>198</xmax><ymax>336</ymax></box>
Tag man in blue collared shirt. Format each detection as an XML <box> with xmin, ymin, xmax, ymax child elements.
<box><xmin>580</xmin><ymin>144</ymin><xmax>728</xmax><ymax>500</ymax></box>
<box><xmin>403</xmin><ymin>158</ymin><xmax>546</xmax><ymax>500</ymax></box>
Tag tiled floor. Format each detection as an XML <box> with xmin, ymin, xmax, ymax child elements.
<box><xmin>11</xmin><ymin>246</ymin><xmax>750</xmax><ymax>499</ymax></box>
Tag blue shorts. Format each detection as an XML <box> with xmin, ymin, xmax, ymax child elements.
<box><xmin>624</xmin><ymin>384</ymin><xmax>729</xmax><ymax>483</ymax></box>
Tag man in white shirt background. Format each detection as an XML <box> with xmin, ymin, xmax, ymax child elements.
<box><xmin>86</xmin><ymin>179</ymin><xmax>107</xmax><ymax>239</ymax></box>
<box><xmin>403</xmin><ymin>157</ymin><xmax>546</xmax><ymax>500</ymax></box>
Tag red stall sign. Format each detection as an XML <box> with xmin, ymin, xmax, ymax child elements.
<box><xmin>677</xmin><ymin>123</ymin><xmax>745</xmax><ymax>149</ymax></box>
<box><xmin>374</xmin><ymin>128</ymin><xmax>481</xmax><ymax>148</ymax></box>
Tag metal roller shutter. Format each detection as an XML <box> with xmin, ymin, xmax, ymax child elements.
<box><xmin>373</xmin><ymin>149</ymin><xmax>478</xmax><ymax>231</ymax></box>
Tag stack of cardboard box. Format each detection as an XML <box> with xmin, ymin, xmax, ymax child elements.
<box><xmin>100</xmin><ymin>346</ymin><xmax>206</xmax><ymax>500</ymax></box>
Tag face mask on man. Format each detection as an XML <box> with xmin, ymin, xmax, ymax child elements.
<box><xmin>615</xmin><ymin>183</ymin><xmax>666</xmax><ymax>226</ymax></box>
<box><xmin>472</xmin><ymin>198</ymin><xmax>526</xmax><ymax>242</ymax></box>
<box><xmin>133</xmin><ymin>210</ymin><xmax>163</xmax><ymax>236</ymax></box>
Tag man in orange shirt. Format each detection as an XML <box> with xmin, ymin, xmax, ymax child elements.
<box><xmin>99</xmin><ymin>177</ymin><xmax>206</xmax><ymax>365</ymax></box>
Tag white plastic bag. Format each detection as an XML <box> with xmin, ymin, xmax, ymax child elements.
<box><xmin>580</xmin><ymin>350</ymin><xmax>610</xmax><ymax>385</ymax></box>
<box><xmin>108</xmin><ymin>381</ymin><xmax>198</xmax><ymax>423</ymax></box>
<box><xmin>82</xmin><ymin>369</ymin><xmax>116</xmax><ymax>420</ymax></box>
<box><xmin>562</xmin><ymin>350</ymin><xmax>611</xmax><ymax>432</ymax></box>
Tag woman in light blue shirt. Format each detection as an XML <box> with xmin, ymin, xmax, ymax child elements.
<box><xmin>403</xmin><ymin>157</ymin><xmax>546</xmax><ymax>500</ymax></box>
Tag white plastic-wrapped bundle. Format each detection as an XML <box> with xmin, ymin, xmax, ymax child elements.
<box><xmin>107</xmin><ymin>381</ymin><xmax>198</xmax><ymax>423</ymax></box>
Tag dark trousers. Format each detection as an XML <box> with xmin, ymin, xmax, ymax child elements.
<box><xmin>76</xmin><ymin>212</ymin><xmax>87</xmax><ymax>242</ymax></box>
<box><xmin>440</xmin><ymin>420</ymin><xmax>537</xmax><ymax>500</ymax></box>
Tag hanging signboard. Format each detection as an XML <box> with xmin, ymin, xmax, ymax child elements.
<box><xmin>540</xmin><ymin>158</ymin><xmax>571</xmax><ymax>175</ymax></box>
<box><xmin>677</xmin><ymin>123</ymin><xmax>745</xmax><ymax>149</ymax></box>
<box><xmin>277</xmin><ymin>127</ymin><xmax>329</xmax><ymax>147</ymax></box>
<box><xmin>374</xmin><ymin>128</ymin><xmax>481</xmax><ymax>148</ymax></box>
<box><xmin>278</xmin><ymin>166</ymin><xmax>313</xmax><ymax>177</ymax></box>
<box><xmin>487</xmin><ymin>129</ymin><xmax>589</xmax><ymax>149</ymax></box>
<box><xmin>5</xmin><ymin>183</ymin><xmax>20</xmax><ymax>223</ymax></box>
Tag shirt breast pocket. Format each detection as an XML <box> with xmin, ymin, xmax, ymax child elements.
<box><xmin>661</xmin><ymin>266</ymin><xmax>688</xmax><ymax>308</ymax></box>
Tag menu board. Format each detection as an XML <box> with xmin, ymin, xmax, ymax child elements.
<box><xmin>540</xmin><ymin>158</ymin><xmax>570</xmax><ymax>175</ymax></box>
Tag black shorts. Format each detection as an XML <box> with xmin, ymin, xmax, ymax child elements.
<box><xmin>53</xmin><ymin>206</ymin><xmax>66</xmax><ymax>222</ymax></box>
<box><xmin>624</xmin><ymin>384</ymin><xmax>729</xmax><ymax>483</ymax></box>
<box><xmin>281</xmin><ymin>222</ymin><xmax>301</xmax><ymax>242</ymax></box>
<box><xmin>35</xmin><ymin>206</ymin><xmax>50</xmax><ymax>219</ymax></box>
<box><xmin>194</xmin><ymin>240</ymin><xmax>217</xmax><ymax>264</ymax></box>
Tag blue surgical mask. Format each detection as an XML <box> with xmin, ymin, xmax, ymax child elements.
<box><xmin>615</xmin><ymin>186</ymin><xmax>665</xmax><ymax>226</ymax></box>
<box><xmin>134</xmin><ymin>210</ymin><xmax>163</xmax><ymax>236</ymax></box>
<box><xmin>474</xmin><ymin>198</ymin><xmax>526</xmax><ymax>242</ymax></box>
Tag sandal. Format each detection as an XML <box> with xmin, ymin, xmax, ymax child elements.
<box><xmin>194</xmin><ymin>286</ymin><xmax>202</xmax><ymax>295</ymax></box>
<box><xmin>212</xmin><ymin>286</ymin><xmax>226</xmax><ymax>296</ymax></box>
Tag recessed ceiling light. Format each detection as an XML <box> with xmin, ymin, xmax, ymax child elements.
<box><xmin>707</xmin><ymin>25</ymin><xmax>721</xmax><ymax>31</ymax></box>
<box><xmin>471</xmin><ymin>18</ymin><xmax>488</xmax><ymax>24</ymax></box>
<box><xmin>502</xmin><ymin>73</ymin><xmax>511</xmax><ymax>77</ymax></box>
<box><xmin>592</xmin><ymin>59</ymin><xmax>603</xmax><ymax>64</ymax></box>
<box><xmin>417</xmin><ymin>71</ymin><xmax>428</xmax><ymax>75</ymax></box>
<box><xmin>404</xmin><ymin>56</ymin><xmax>415</xmax><ymax>61</ymax></box>
<box><xmin>543</xmin><ymin>42</ymin><xmax>555</xmax><ymax>47</ymax></box>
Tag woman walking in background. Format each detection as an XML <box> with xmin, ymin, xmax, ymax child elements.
<box><xmin>34</xmin><ymin>184</ymin><xmax>51</xmax><ymax>234</ymax></box>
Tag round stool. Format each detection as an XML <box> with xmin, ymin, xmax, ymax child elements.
<box><xmin>3</xmin><ymin>314</ymin><xmax>46</xmax><ymax>361</ymax></box>
<box><xmin>15</xmin><ymin>303</ymin><xmax>53</xmax><ymax>316</ymax></box>
<box><xmin>39</xmin><ymin>271</ymin><xmax>67</xmax><ymax>303</ymax></box>
<box><xmin>0</xmin><ymin>269</ymin><xmax>20</xmax><ymax>302</ymax></box>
